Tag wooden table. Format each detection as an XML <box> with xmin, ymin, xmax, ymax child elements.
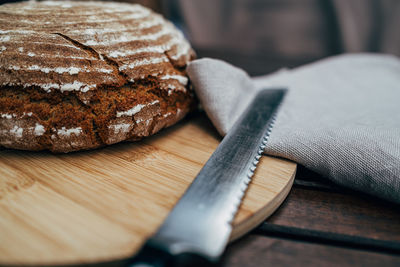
<box><xmin>194</xmin><ymin>49</ymin><xmax>400</xmax><ymax>267</ymax></box>
<box><xmin>219</xmin><ymin>166</ymin><xmax>400</xmax><ymax>266</ymax></box>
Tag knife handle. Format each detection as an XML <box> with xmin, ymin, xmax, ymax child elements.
<box><xmin>127</xmin><ymin>242</ymin><xmax>172</xmax><ymax>267</ymax></box>
<box><xmin>127</xmin><ymin>241</ymin><xmax>216</xmax><ymax>267</ymax></box>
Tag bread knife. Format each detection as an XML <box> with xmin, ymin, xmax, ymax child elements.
<box><xmin>129</xmin><ymin>88</ymin><xmax>286</xmax><ymax>267</ymax></box>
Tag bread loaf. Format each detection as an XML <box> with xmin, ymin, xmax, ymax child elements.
<box><xmin>0</xmin><ymin>1</ymin><xmax>195</xmax><ymax>152</ymax></box>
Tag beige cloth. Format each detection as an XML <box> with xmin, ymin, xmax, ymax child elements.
<box><xmin>187</xmin><ymin>54</ymin><xmax>400</xmax><ymax>203</ymax></box>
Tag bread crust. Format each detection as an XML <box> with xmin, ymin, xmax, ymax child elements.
<box><xmin>0</xmin><ymin>1</ymin><xmax>195</xmax><ymax>152</ymax></box>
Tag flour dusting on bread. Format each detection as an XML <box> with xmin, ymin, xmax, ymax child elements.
<box><xmin>0</xmin><ymin>1</ymin><xmax>196</xmax><ymax>152</ymax></box>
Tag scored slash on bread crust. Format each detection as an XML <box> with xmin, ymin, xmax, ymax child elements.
<box><xmin>0</xmin><ymin>1</ymin><xmax>196</xmax><ymax>152</ymax></box>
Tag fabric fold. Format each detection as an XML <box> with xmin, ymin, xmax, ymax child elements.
<box><xmin>187</xmin><ymin>54</ymin><xmax>400</xmax><ymax>203</ymax></box>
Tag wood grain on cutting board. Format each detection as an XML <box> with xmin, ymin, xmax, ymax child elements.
<box><xmin>0</xmin><ymin>114</ymin><xmax>296</xmax><ymax>265</ymax></box>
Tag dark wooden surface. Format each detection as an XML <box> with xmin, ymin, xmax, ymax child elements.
<box><xmin>218</xmin><ymin>166</ymin><xmax>400</xmax><ymax>266</ymax></box>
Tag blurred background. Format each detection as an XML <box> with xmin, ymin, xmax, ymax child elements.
<box><xmin>2</xmin><ymin>0</ymin><xmax>399</xmax><ymax>76</ymax></box>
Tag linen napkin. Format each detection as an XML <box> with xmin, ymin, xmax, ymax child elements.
<box><xmin>187</xmin><ymin>54</ymin><xmax>400</xmax><ymax>203</ymax></box>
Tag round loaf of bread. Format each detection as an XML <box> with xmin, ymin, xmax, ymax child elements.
<box><xmin>0</xmin><ymin>1</ymin><xmax>195</xmax><ymax>153</ymax></box>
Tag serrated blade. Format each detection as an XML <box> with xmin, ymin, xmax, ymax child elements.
<box><xmin>136</xmin><ymin>88</ymin><xmax>286</xmax><ymax>263</ymax></box>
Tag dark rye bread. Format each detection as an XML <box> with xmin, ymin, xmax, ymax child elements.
<box><xmin>0</xmin><ymin>1</ymin><xmax>196</xmax><ymax>152</ymax></box>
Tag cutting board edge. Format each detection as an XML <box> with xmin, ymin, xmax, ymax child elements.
<box><xmin>230</xmin><ymin>164</ymin><xmax>296</xmax><ymax>241</ymax></box>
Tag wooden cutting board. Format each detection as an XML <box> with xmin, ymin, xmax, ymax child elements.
<box><xmin>0</xmin><ymin>113</ymin><xmax>296</xmax><ymax>265</ymax></box>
